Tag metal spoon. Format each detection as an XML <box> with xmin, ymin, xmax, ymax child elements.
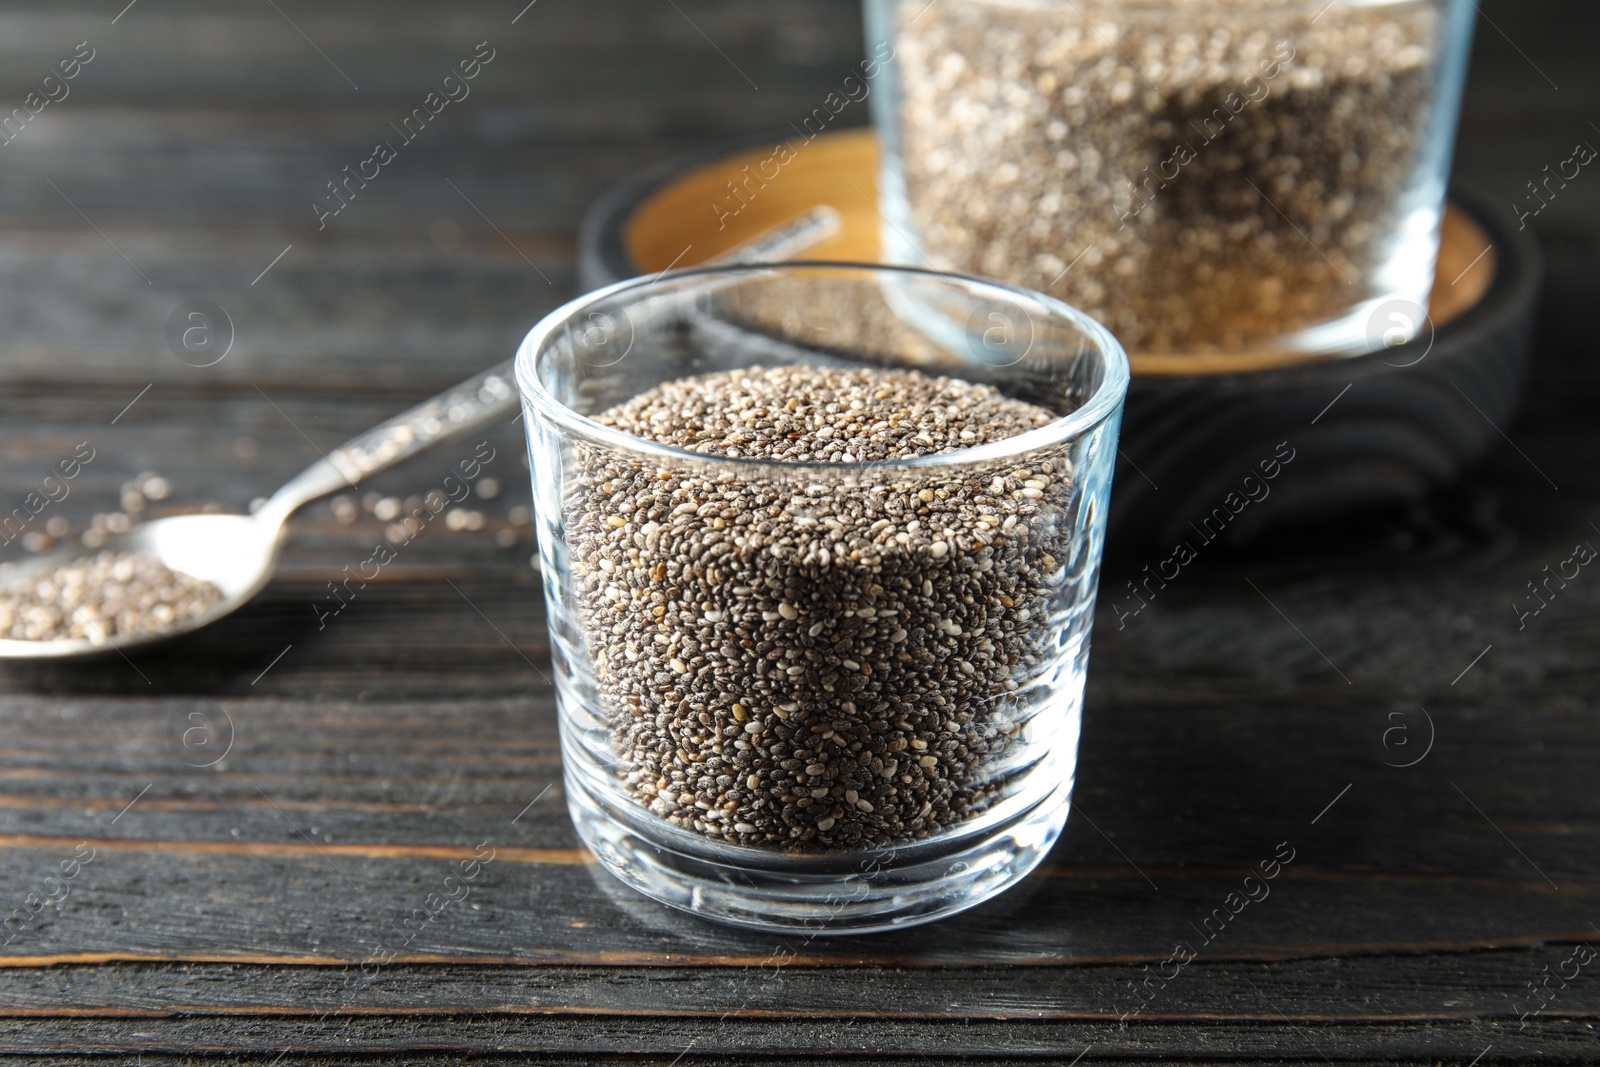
<box><xmin>0</xmin><ymin>361</ymin><xmax>519</xmax><ymax>660</ymax></box>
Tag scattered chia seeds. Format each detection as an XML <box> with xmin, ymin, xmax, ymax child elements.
<box><xmin>886</xmin><ymin>0</ymin><xmax>1442</xmax><ymax>353</ymax></box>
<box><xmin>0</xmin><ymin>551</ymin><xmax>224</xmax><ymax>643</ymax></box>
<box><xmin>572</xmin><ymin>365</ymin><xmax>1078</xmax><ymax>852</ymax></box>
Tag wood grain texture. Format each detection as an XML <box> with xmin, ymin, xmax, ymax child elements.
<box><xmin>1</xmin><ymin>954</ymin><xmax>1597</xmax><ymax>1028</ymax></box>
<box><xmin>0</xmin><ymin>1014</ymin><xmax>1594</xmax><ymax>1060</ymax></box>
<box><xmin>0</xmin><ymin>0</ymin><xmax>1595</xmax><ymax>1062</ymax></box>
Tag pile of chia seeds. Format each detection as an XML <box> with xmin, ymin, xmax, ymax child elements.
<box><xmin>571</xmin><ymin>365</ymin><xmax>1075</xmax><ymax>852</ymax></box>
<box><xmin>889</xmin><ymin>0</ymin><xmax>1441</xmax><ymax>353</ymax></box>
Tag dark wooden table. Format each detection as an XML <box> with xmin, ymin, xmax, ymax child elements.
<box><xmin>0</xmin><ymin>1</ymin><xmax>1595</xmax><ymax>1062</ymax></box>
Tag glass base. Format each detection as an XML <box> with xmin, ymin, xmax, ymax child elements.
<box><xmin>567</xmin><ymin>767</ymin><xmax>1072</xmax><ymax>935</ymax></box>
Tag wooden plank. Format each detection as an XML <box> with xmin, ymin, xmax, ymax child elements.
<box><xmin>0</xmin><ymin>1060</ymin><xmax>1511</xmax><ymax>1067</ymax></box>
<box><xmin>0</xmin><ymin>132</ymin><xmax>671</xmax><ymax>233</ymax></box>
<box><xmin>50</xmin><ymin>1063</ymin><xmax>1570</xmax><ymax>1067</ymax></box>
<box><xmin>0</xmin><ymin>241</ymin><xmax>572</xmax><ymax>392</ymax></box>
<box><xmin>0</xmin><ymin>0</ymin><xmax>865</xmax><ymax>102</ymax></box>
<box><xmin>0</xmin><ymin>953</ymin><xmax>1596</xmax><ymax>1023</ymax></box>
<box><xmin>0</xmin><ymin>829</ymin><xmax>1592</xmax><ymax>969</ymax></box>
<box><xmin>0</xmin><ymin>1012</ymin><xmax>1585</xmax><ymax>1059</ymax></box>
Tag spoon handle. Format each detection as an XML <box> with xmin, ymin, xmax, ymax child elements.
<box><xmin>259</xmin><ymin>359</ymin><xmax>519</xmax><ymax>526</ymax></box>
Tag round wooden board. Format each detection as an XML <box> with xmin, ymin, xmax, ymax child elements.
<box><xmin>625</xmin><ymin>128</ymin><xmax>883</xmax><ymax>275</ymax></box>
<box><xmin>617</xmin><ymin>127</ymin><xmax>1497</xmax><ymax>376</ymax></box>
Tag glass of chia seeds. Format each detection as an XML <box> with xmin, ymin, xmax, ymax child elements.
<box><xmin>867</xmin><ymin>0</ymin><xmax>1477</xmax><ymax>359</ymax></box>
<box><xmin>516</xmin><ymin>264</ymin><xmax>1127</xmax><ymax>932</ymax></box>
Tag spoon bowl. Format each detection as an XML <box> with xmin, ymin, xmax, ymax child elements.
<box><xmin>0</xmin><ymin>513</ymin><xmax>282</xmax><ymax>660</ymax></box>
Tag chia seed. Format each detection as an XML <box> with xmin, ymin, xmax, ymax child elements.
<box><xmin>571</xmin><ymin>365</ymin><xmax>1075</xmax><ymax>852</ymax></box>
<box><xmin>886</xmin><ymin>0</ymin><xmax>1442</xmax><ymax>353</ymax></box>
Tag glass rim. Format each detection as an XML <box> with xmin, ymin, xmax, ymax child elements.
<box><xmin>514</xmin><ymin>261</ymin><xmax>1130</xmax><ymax>473</ymax></box>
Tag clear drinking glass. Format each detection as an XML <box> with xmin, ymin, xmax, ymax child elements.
<box><xmin>867</xmin><ymin>0</ymin><xmax>1477</xmax><ymax>359</ymax></box>
<box><xmin>516</xmin><ymin>264</ymin><xmax>1128</xmax><ymax>932</ymax></box>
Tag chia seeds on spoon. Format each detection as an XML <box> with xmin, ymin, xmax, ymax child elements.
<box><xmin>572</xmin><ymin>365</ymin><xmax>1075</xmax><ymax>852</ymax></box>
<box><xmin>0</xmin><ymin>551</ymin><xmax>224</xmax><ymax>643</ymax></box>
